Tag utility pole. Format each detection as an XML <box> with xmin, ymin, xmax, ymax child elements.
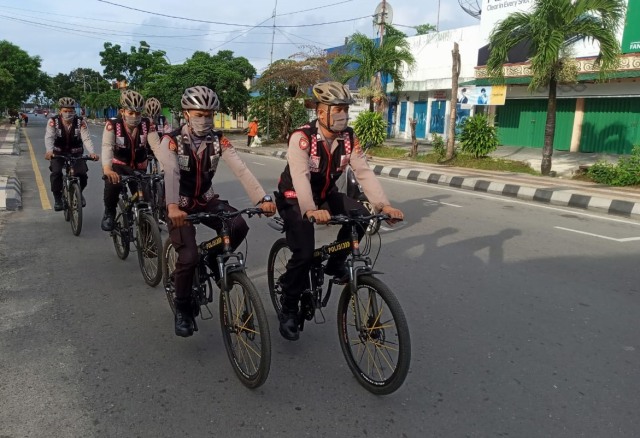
<box><xmin>436</xmin><ymin>0</ymin><xmax>441</xmax><ymax>32</ymax></box>
<box><xmin>266</xmin><ymin>0</ymin><xmax>278</xmax><ymax>141</ymax></box>
<box><xmin>374</xmin><ymin>0</ymin><xmax>387</xmax><ymax>114</ymax></box>
<box><xmin>446</xmin><ymin>42</ymin><xmax>460</xmax><ymax>160</ymax></box>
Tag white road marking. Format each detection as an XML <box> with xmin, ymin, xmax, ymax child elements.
<box><xmin>554</xmin><ymin>226</ymin><xmax>640</xmax><ymax>242</ymax></box>
<box><xmin>422</xmin><ymin>198</ymin><xmax>462</xmax><ymax>208</ymax></box>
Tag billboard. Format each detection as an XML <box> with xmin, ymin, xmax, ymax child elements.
<box><xmin>622</xmin><ymin>0</ymin><xmax>640</xmax><ymax>53</ymax></box>
<box><xmin>457</xmin><ymin>85</ymin><xmax>507</xmax><ymax>106</ymax></box>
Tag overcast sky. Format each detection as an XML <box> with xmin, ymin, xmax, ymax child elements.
<box><xmin>0</xmin><ymin>0</ymin><xmax>479</xmax><ymax>78</ymax></box>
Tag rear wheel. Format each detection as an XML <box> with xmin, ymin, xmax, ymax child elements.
<box><xmin>136</xmin><ymin>212</ymin><xmax>163</xmax><ymax>286</ymax></box>
<box><xmin>112</xmin><ymin>200</ymin><xmax>130</xmax><ymax>260</ymax></box>
<box><xmin>337</xmin><ymin>276</ymin><xmax>411</xmax><ymax>395</ymax></box>
<box><xmin>266</xmin><ymin>237</ymin><xmax>290</xmax><ymax>315</ymax></box>
<box><xmin>162</xmin><ymin>238</ymin><xmax>177</xmax><ymax>314</ymax></box>
<box><xmin>69</xmin><ymin>182</ymin><xmax>83</xmax><ymax>236</ymax></box>
<box><xmin>219</xmin><ymin>272</ymin><xmax>271</xmax><ymax>389</ymax></box>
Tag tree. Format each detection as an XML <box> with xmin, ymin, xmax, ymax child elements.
<box><xmin>415</xmin><ymin>24</ymin><xmax>436</xmax><ymax>35</ymax></box>
<box><xmin>330</xmin><ymin>32</ymin><xmax>415</xmax><ymax>112</ymax></box>
<box><xmin>0</xmin><ymin>40</ymin><xmax>46</xmax><ymax>110</ymax></box>
<box><xmin>487</xmin><ymin>0</ymin><xmax>625</xmax><ymax>175</ymax></box>
<box><xmin>99</xmin><ymin>41</ymin><xmax>169</xmax><ymax>90</ymax></box>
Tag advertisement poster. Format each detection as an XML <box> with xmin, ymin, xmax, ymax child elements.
<box><xmin>622</xmin><ymin>0</ymin><xmax>640</xmax><ymax>54</ymax></box>
<box><xmin>457</xmin><ymin>85</ymin><xmax>507</xmax><ymax>106</ymax></box>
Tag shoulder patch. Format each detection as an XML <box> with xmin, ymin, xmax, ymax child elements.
<box><xmin>167</xmin><ymin>137</ymin><xmax>178</xmax><ymax>152</ymax></box>
<box><xmin>106</xmin><ymin>122</ymin><xmax>113</xmax><ymax>132</ymax></box>
<box><xmin>220</xmin><ymin>136</ymin><xmax>231</xmax><ymax>149</ymax></box>
<box><xmin>81</xmin><ymin>121</ymin><xmax>87</xmax><ymax>129</ymax></box>
<box><xmin>299</xmin><ymin>137</ymin><xmax>309</xmax><ymax>150</ymax></box>
<box><xmin>149</xmin><ymin>122</ymin><xmax>157</xmax><ymax>132</ymax></box>
<box><xmin>48</xmin><ymin>119</ymin><xmax>54</xmax><ymax>127</ymax></box>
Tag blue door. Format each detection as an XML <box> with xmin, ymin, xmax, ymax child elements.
<box><xmin>387</xmin><ymin>104</ymin><xmax>396</xmax><ymax>137</ymax></box>
<box><xmin>429</xmin><ymin>100</ymin><xmax>446</xmax><ymax>135</ymax></box>
<box><xmin>399</xmin><ymin>102</ymin><xmax>407</xmax><ymax>132</ymax></box>
<box><xmin>414</xmin><ymin>102</ymin><xmax>427</xmax><ymax>138</ymax></box>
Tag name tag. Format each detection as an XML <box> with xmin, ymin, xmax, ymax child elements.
<box><xmin>178</xmin><ymin>154</ymin><xmax>190</xmax><ymax>171</ymax></box>
<box><xmin>309</xmin><ymin>156</ymin><xmax>320</xmax><ymax>172</ymax></box>
<box><xmin>338</xmin><ymin>154</ymin><xmax>350</xmax><ymax>171</ymax></box>
<box><xmin>116</xmin><ymin>136</ymin><xmax>126</xmax><ymax>147</ymax></box>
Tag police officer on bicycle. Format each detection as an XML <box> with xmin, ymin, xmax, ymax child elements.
<box><xmin>151</xmin><ymin>86</ymin><xmax>276</xmax><ymax>337</ymax></box>
<box><xmin>144</xmin><ymin>97</ymin><xmax>172</xmax><ymax>134</ymax></box>
<box><xmin>44</xmin><ymin>97</ymin><xmax>99</xmax><ymax>211</ymax></box>
<box><xmin>274</xmin><ymin>81</ymin><xmax>403</xmax><ymax>341</ymax></box>
<box><xmin>101</xmin><ymin>90</ymin><xmax>160</xmax><ymax>231</ymax></box>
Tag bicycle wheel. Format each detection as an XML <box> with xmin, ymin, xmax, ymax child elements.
<box><xmin>266</xmin><ymin>237</ymin><xmax>291</xmax><ymax>315</ymax></box>
<box><xmin>112</xmin><ymin>200</ymin><xmax>130</xmax><ymax>260</ymax></box>
<box><xmin>153</xmin><ymin>180</ymin><xmax>166</xmax><ymax>224</ymax></box>
<box><xmin>69</xmin><ymin>182</ymin><xmax>83</xmax><ymax>236</ymax></box>
<box><xmin>62</xmin><ymin>185</ymin><xmax>71</xmax><ymax>222</ymax></box>
<box><xmin>162</xmin><ymin>238</ymin><xmax>177</xmax><ymax>314</ymax></box>
<box><xmin>219</xmin><ymin>272</ymin><xmax>271</xmax><ymax>389</ymax></box>
<box><xmin>337</xmin><ymin>275</ymin><xmax>411</xmax><ymax>395</ymax></box>
<box><xmin>136</xmin><ymin>212</ymin><xmax>163</xmax><ymax>286</ymax></box>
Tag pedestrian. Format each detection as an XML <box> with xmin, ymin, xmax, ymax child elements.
<box><xmin>247</xmin><ymin>117</ymin><xmax>259</xmax><ymax>147</ymax></box>
<box><xmin>44</xmin><ymin>97</ymin><xmax>99</xmax><ymax>211</ymax></box>
<box><xmin>21</xmin><ymin>112</ymin><xmax>29</xmax><ymax>126</ymax></box>
<box><xmin>151</xmin><ymin>86</ymin><xmax>276</xmax><ymax>337</ymax></box>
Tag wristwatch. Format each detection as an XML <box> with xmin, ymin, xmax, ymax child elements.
<box><xmin>257</xmin><ymin>195</ymin><xmax>273</xmax><ymax>205</ymax></box>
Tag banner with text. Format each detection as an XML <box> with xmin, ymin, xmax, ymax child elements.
<box><xmin>457</xmin><ymin>86</ymin><xmax>507</xmax><ymax>106</ymax></box>
<box><xmin>622</xmin><ymin>0</ymin><xmax>640</xmax><ymax>54</ymax></box>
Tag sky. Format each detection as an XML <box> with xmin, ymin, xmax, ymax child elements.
<box><xmin>0</xmin><ymin>0</ymin><xmax>479</xmax><ymax>78</ymax></box>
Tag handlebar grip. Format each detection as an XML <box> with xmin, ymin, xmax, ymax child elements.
<box><xmin>307</xmin><ymin>216</ymin><xmax>316</xmax><ymax>223</ymax></box>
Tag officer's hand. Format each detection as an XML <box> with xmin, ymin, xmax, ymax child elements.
<box><xmin>168</xmin><ymin>204</ymin><xmax>187</xmax><ymax>227</ymax></box>
<box><xmin>259</xmin><ymin>201</ymin><xmax>276</xmax><ymax>217</ymax></box>
<box><xmin>306</xmin><ymin>209</ymin><xmax>331</xmax><ymax>224</ymax></box>
<box><xmin>382</xmin><ymin>205</ymin><xmax>404</xmax><ymax>224</ymax></box>
<box><xmin>89</xmin><ymin>153</ymin><xmax>99</xmax><ymax>161</ymax></box>
<box><xmin>103</xmin><ymin>168</ymin><xmax>120</xmax><ymax>184</ymax></box>
<box><xmin>44</xmin><ymin>151</ymin><xmax>53</xmax><ymax>160</ymax></box>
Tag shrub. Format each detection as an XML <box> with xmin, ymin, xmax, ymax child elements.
<box><xmin>431</xmin><ymin>133</ymin><xmax>445</xmax><ymax>158</ymax></box>
<box><xmin>587</xmin><ymin>146</ymin><xmax>640</xmax><ymax>186</ymax></box>
<box><xmin>353</xmin><ymin>111</ymin><xmax>387</xmax><ymax>147</ymax></box>
<box><xmin>458</xmin><ymin>113</ymin><xmax>499</xmax><ymax>158</ymax></box>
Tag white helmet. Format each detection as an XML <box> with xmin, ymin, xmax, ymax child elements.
<box><xmin>181</xmin><ymin>86</ymin><xmax>220</xmax><ymax>110</ymax></box>
<box><xmin>120</xmin><ymin>90</ymin><xmax>145</xmax><ymax>112</ymax></box>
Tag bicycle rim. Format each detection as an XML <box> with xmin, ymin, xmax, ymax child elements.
<box><xmin>62</xmin><ymin>188</ymin><xmax>71</xmax><ymax>222</ymax></box>
<box><xmin>136</xmin><ymin>212</ymin><xmax>163</xmax><ymax>286</ymax></box>
<box><xmin>69</xmin><ymin>183</ymin><xmax>83</xmax><ymax>236</ymax></box>
<box><xmin>337</xmin><ymin>276</ymin><xmax>411</xmax><ymax>395</ymax></box>
<box><xmin>162</xmin><ymin>238</ymin><xmax>177</xmax><ymax>314</ymax></box>
<box><xmin>219</xmin><ymin>272</ymin><xmax>271</xmax><ymax>389</ymax></box>
<box><xmin>267</xmin><ymin>238</ymin><xmax>290</xmax><ymax>315</ymax></box>
<box><xmin>112</xmin><ymin>200</ymin><xmax>130</xmax><ymax>260</ymax></box>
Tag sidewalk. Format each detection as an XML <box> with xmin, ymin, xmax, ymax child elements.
<box><xmin>0</xmin><ymin>123</ymin><xmax>22</xmax><ymax>211</ymax></box>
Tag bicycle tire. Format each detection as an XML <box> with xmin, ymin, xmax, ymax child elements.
<box><xmin>162</xmin><ymin>237</ymin><xmax>177</xmax><ymax>314</ymax></box>
<box><xmin>136</xmin><ymin>212</ymin><xmax>163</xmax><ymax>286</ymax></box>
<box><xmin>112</xmin><ymin>200</ymin><xmax>130</xmax><ymax>260</ymax></box>
<box><xmin>219</xmin><ymin>271</ymin><xmax>271</xmax><ymax>389</ymax></box>
<box><xmin>153</xmin><ymin>180</ymin><xmax>166</xmax><ymax>224</ymax></box>
<box><xmin>62</xmin><ymin>185</ymin><xmax>71</xmax><ymax>222</ymax></box>
<box><xmin>336</xmin><ymin>275</ymin><xmax>411</xmax><ymax>395</ymax></box>
<box><xmin>266</xmin><ymin>237</ymin><xmax>291</xmax><ymax>315</ymax></box>
<box><xmin>69</xmin><ymin>182</ymin><xmax>83</xmax><ymax>236</ymax></box>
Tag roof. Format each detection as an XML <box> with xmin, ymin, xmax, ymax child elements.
<box><xmin>460</xmin><ymin>69</ymin><xmax>640</xmax><ymax>86</ymax></box>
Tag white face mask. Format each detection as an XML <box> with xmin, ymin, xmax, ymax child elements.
<box><xmin>329</xmin><ymin>112</ymin><xmax>348</xmax><ymax>132</ymax></box>
<box><xmin>61</xmin><ymin>112</ymin><xmax>75</xmax><ymax>122</ymax></box>
<box><xmin>124</xmin><ymin>114</ymin><xmax>141</xmax><ymax>127</ymax></box>
<box><xmin>188</xmin><ymin>115</ymin><xmax>213</xmax><ymax>137</ymax></box>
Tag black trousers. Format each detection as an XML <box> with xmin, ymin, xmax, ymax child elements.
<box><xmin>247</xmin><ymin>135</ymin><xmax>255</xmax><ymax>147</ymax></box>
<box><xmin>168</xmin><ymin>198</ymin><xmax>249</xmax><ymax>299</ymax></box>
<box><xmin>103</xmin><ymin>164</ymin><xmax>145</xmax><ymax>213</ymax></box>
<box><xmin>275</xmin><ymin>190</ymin><xmax>367</xmax><ymax>311</ymax></box>
<box><xmin>49</xmin><ymin>157</ymin><xmax>88</xmax><ymax>194</ymax></box>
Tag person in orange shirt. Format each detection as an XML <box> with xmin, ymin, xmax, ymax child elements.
<box><xmin>247</xmin><ymin>117</ymin><xmax>258</xmax><ymax>147</ymax></box>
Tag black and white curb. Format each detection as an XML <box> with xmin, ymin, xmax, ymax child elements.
<box><xmin>0</xmin><ymin>126</ymin><xmax>20</xmax><ymax>155</ymax></box>
<box><xmin>0</xmin><ymin>176</ymin><xmax>22</xmax><ymax>211</ymax></box>
<box><xmin>371</xmin><ymin>165</ymin><xmax>640</xmax><ymax>218</ymax></box>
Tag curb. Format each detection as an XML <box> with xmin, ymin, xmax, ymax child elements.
<box><xmin>0</xmin><ymin>126</ymin><xmax>21</xmax><ymax>156</ymax></box>
<box><xmin>0</xmin><ymin>176</ymin><xmax>22</xmax><ymax>211</ymax></box>
<box><xmin>237</xmin><ymin>147</ymin><xmax>640</xmax><ymax>220</ymax></box>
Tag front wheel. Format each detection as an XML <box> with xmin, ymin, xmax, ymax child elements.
<box><xmin>219</xmin><ymin>272</ymin><xmax>271</xmax><ymax>389</ymax></box>
<box><xmin>112</xmin><ymin>200</ymin><xmax>130</xmax><ymax>260</ymax></box>
<box><xmin>136</xmin><ymin>212</ymin><xmax>163</xmax><ymax>286</ymax></box>
<box><xmin>267</xmin><ymin>237</ymin><xmax>290</xmax><ymax>315</ymax></box>
<box><xmin>62</xmin><ymin>185</ymin><xmax>71</xmax><ymax>222</ymax></box>
<box><xmin>162</xmin><ymin>238</ymin><xmax>177</xmax><ymax>314</ymax></box>
<box><xmin>337</xmin><ymin>275</ymin><xmax>411</xmax><ymax>395</ymax></box>
<box><xmin>69</xmin><ymin>182</ymin><xmax>83</xmax><ymax>236</ymax></box>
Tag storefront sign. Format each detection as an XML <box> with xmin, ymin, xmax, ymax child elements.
<box><xmin>622</xmin><ymin>0</ymin><xmax>640</xmax><ymax>54</ymax></box>
<box><xmin>457</xmin><ymin>85</ymin><xmax>507</xmax><ymax>106</ymax></box>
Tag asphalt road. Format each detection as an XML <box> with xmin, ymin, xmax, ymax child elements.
<box><xmin>1</xmin><ymin>116</ymin><xmax>639</xmax><ymax>437</ymax></box>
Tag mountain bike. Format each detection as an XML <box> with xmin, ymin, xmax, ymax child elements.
<box><xmin>107</xmin><ymin>172</ymin><xmax>164</xmax><ymax>287</ymax></box>
<box><xmin>146</xmin><ymin>148</ymin><xmax>166</xmax><ymax>225</ymax></box>
<box><xmin>162</xmin><ymin>208</ymin><xmax>271</xmax><ymax>389</ymax></box>
<box><xmin>267</xmin><ymin>212</ymin><xmax>411</xmax><ymax>395</ymax></box>
<box><xmin>53</xmin><ymin>154</ymin><xmax>94</xmax><ymax>236</ymax></box>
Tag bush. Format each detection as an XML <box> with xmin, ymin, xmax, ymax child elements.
<box><xmin>587</xmin><ymin>146</ymin><xmax>640</xmax><ymax>186</ymax></box>
<box><xmin>353</xmin><ymin>111</ymin><xmax>387</xmax><ymax>147</ymax></box>
<box><xmin>458</xmin><ymin>113</ymin><xmax>499</xmax><ymax>158</ymax></box>
<box><xmin>431</xmin><ymin>133</ymin><xmax>445</xmax><ymax>158</ymax></box>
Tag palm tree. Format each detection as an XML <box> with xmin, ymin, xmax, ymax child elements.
<box><xmin>487</xmin><ymin>0</ymin><xmax>625</xmax><ymax>175</ymax></box>
<box><xmin>330</xmin><ymin>32</ymin><xmax>415</xmax><ymax>112</ymax></box>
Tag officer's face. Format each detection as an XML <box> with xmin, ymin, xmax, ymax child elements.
<box><xmin>60</xmin><ymin>108</ymin><xmax>75</xmax><ymax>116</ymax></box>
<box><xmin>120</xmin><ymin>109</ymin><xmax>141</xmax><ymax>117</ymax></box>
<box><xmin>184</xmin><ymin>110</ymin><xmax>213</xmax><ymax>119</ymax></box>
<box><xmin>317</xmin><ymin>104</ymin><xmax>348</xmax><ymax>123</ymax></box>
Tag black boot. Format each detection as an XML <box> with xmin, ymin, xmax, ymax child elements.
<box><xmin>53</xmin><ymin>192</ymin><xmax>63</xmax><ymax>211</ymax></box>
<box><xmin>101</xmin><ymin>210</ymin><xmax>115</xmax><ymax>231</ymax></box>
<box><xmin>174</xmin><ymin>298</ymin><xmax>195</xmax><ymax>337</ymax></box>
<box><xmin>278</xmin><ymin>299</ymin><xmax>299</xmax><ymax>341</ymax></box>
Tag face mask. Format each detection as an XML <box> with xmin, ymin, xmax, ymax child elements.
<box><xmin>329</xmin><ymin>112</ymin><xmax>348</xmax><ymax>132</ymax></box>
<box><xmin>62</xmin><ymin>113</ymin><xmax>75</xmax><ymax>122</ymax></box>
<box><xmin>188</xmin><ymin>115</ymin><xmax>213</xmax><ymax>137</ymax></box>
<box><xmin>124</xmin><ymin>114</ymin><xmax>141</xmax><ymax>127</ymax></box>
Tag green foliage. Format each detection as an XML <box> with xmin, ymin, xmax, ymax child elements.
<box><xmin>99</xmin><ymin>41</ymin><xmax>169</xmax><ymax>90</ymax></box>
<box><xmin>0</xmin><ymin>40</ymin><xmax>46</xmax><ymax>110</ymax></box>
<box><xmin>431</xmin><ymin>133</ymin><xmax>445</xmax><ymax>158</ymax></box>
<box><xmin>587</xmin><ymin>146</ymin><xmax>640</xmax><ymax>186</ymax></box>
<box><xmin>458</xmin><ymin>113</ymin><xmax>499</xmax><ymax>158</ymax></box>
<box><xmin>250</xmin><ymin>80</ymin><xmax>310</xmax><ymax>141</ymax></box>
<box><xmin>415</xmin><ymin>24</ymin><xmax>436</xmax><ymax>35</ymax></box>
<box><xmin>353</xmin><ymin>111</ymin><xmax>387</xmax><ymax>147</ymax></box>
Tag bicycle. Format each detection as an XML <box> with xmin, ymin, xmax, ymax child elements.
<box><xmin>146</xmin><ymin>148</ymin><xmax>167</xmax><ymax>225</ymax></box>
<box><xmin>52</xmin><ymin>154</ymin><xmax>94</xmax><ymax>236</ymax></box>
<box><xmin>162</xmin><ymin>208</ymin><xmax>271</xmax><ymax>389</ymax></box>
<box><xmin>267</xmin><ymin>212</ymin><xmax>411</xmax><ymax>395</ymax></box>
<box><xmin>107</xmin><ymin>172</ymin><xmax>164</xmax><ymax>287</ymax></box>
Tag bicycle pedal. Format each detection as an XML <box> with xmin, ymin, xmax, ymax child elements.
<box><xmin>200</xmin><ymin>303</ymin><xmax>214</xmax><ymax>320</ymax></box>
<box><xmin>314</xmin><ymin>308</ymin><xmax>326</xmax><ymax>325</ymax></box>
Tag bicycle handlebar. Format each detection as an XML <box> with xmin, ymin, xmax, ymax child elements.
<box><xmin>308</xmin><ymin>213</ymin><xmax>397</xmax><ymax>225</ymax></box>
<box><xmin>52</xmin><ymin>154</ymin><xmax>96</xmax><ymax>162</ymax></box>
<box><xmin>101</xmin><ymin>172</ymin><xmax>163</xmax><ymax>184</ymax></box>
<box><xmin>186</xmin><ymin>207</ymin><xmax>266</xmax><ymax>224</ymax></box>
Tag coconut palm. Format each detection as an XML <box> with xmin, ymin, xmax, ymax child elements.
<box><xmin>330</xmin><ymin>32</ymin><xmax>415</xmax><ymax>112</ymax></box>
<box><xmin>487</xmin><ymin>0</ymin><xmax>626</xmax><ymax>175</ymax></box>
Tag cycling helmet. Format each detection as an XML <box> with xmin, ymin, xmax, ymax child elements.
<box><xmin>145</xmin><ymin>97</ymin><xmax>162</xmax><ymax>117</ymax></box>
<box><xmin>312</xmin><ymin>81</ymin><xmax>355</xmax><ymax>105</ymax></box>
<box><xmin>181</xmin><ymin>86</ymin><xmax>220</xmax><ymax>110</ymax></box>
<box><xmin>58</xmin><ymin>97</ymin><xmax>76</xmax><ymax>108</ymax></box>
<box><xmin>120</xmin><ymin>90</ymin><xmax>145</xmax><ymax>112</ymax></box>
